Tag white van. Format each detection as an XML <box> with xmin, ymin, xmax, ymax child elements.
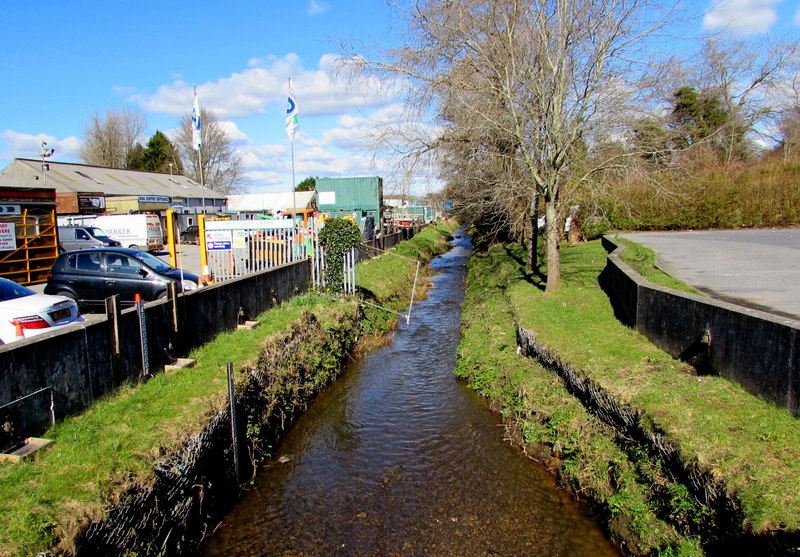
<box><xmin>92</xmin><ymin>214</ymin><xmax>164</xmax><ymax>252</ymax></box>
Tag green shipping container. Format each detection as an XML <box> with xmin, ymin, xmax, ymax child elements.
<box><xmin>316</xmin><ymin>176</ymin><xmax>383</xmax><ymax>219</ymax></box>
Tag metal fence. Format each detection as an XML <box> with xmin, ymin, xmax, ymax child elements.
<box><xmin>204</xmin><ymin>219</ymin><xmax>356</xmax><ymax>292</ymax></box>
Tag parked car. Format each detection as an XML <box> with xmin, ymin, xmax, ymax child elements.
<box><xmin>45</xmin><ymin>248</ymin><xmax>204</xmax><ymax>312</ymax></box>
<box><xmin>58</xmin><ymin>226</ymin><xmax>121</xmax><ymax>251</ymax></box>
<box><xmin>0</xmin><ymin>278</ymin><xmax>84</xmax><ymax>344</ymax></box>
<box><xmin>180</xmin><ymin>225</ymin><xmax>199</xmax><ymax>245</ymax></box>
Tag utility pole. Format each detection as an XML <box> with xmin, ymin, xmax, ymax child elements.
<box><xmin>40</xmin><ymin>140</ymin><xmax>54</xmax><ymax>187</ymax></box>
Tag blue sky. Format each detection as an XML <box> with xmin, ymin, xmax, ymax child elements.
<box><xmin>1</xmin><ymin>0</ymin><xmax>798</xmax><ymax>195</ymax></box>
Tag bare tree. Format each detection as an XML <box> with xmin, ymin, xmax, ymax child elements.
<box><xmin>174</xmin><ymin>108</ymin><xmax>247</xmax><ymax>195</ymax></box>
<box><xmin>695</xmin><ymin>36</ymin><xmax>800</xmax><ymax>163</ymax></box>
<box><xmin>79</xmin><ymin>106</ymin><xmax>147</xmax><ymax>168</ymax></box>
<box><xmin>350</xmin><ymin>0</ymin><xmax>673</xmax><ymax>291</ymax></box>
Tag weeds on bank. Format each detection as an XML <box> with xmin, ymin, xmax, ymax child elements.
<box><xmin>462</xmin><ymin>237</ymin><xmax>800</xmax><ymax>544</ymax></box>
<box><xmin>509</xmin><ymin>241</ymin><xmax>800</xmax><ymax>532</ymax></box>
<box><xmin>0</xmin><ymin>292</ymin><xmax>348</xmax><ymax>556</ymax></box>
<box><xmin>0</xmin><ymin>223</ymin><xmax>458</xmax><ymax>556</ymax></box>
<box><xmin>356</xmin><ymin>222</ymin><xmax>456</xmax><ymax>319</ymax></box>
<box><xmin>457</xmin><ymin>244</ymin><xmax>703</xmax><ymax>555</ymax></box>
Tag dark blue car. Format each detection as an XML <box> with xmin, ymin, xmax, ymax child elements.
<box><xmin>45</xmin><ymin>248</ymin><xmax>204</xmax><ymax>312</ymax></box>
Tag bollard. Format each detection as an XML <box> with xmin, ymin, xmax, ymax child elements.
<box><xmin>12</xmin><ymin>320</ymin><xmax>23</xmax><ymax>340</ymax></box>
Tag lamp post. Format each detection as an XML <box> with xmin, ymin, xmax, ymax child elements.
<box><xmin>168</xmin><ymin>163</ymin><xmax>175</xmax><ymax>205</ymax></box>
<box><xmin>40</xmin><ymin>140</ymin><xmax>54</xmax><ymax>187</ymax></box>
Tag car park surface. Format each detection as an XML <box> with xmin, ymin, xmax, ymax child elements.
<box><xmin>0</xmin><ymin>277</ymin><xmax>84</xmax><ymax>344</ymax></box>
<box><xmin>619</xmin><ymin>229</ymin><xmax>800</xmax><ymax>320</ymax></box>
<box><xmin>45</xmin><ymin>247</ymin><xmax>204</xmax><ymax>312</ymax></box>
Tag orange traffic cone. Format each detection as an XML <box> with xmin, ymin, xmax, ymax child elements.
<box><xmin>134</xmin><ymin>293</ymin><xmax>141</xmax><ymax>303</ymax></box>
<box><xmin>13</xmin><ymin>320</ymin><xmax>23</xmax><ymax>340</ymax></box>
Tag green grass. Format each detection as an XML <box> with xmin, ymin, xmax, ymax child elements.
<box><xmin>457</xmin><ymin>244</ymin><xmax>705</xmax><ymax>554</ymax></box>
<box><xmin>0</xmin><ymin>222</ymin><xmax>459</xmax><ymax>557</ymax></box>
<box><xmin>356</xmin><ymin>222</ymin><xmax>456</xmax><ymax>312</ymax></box>
<box><xmin>614</xmin><ymin>237</ymin><xmax>702</xmax><ymax>295</ymax></box>
<box><xmin>466</xmin><ymin>239</ymin><xmax>800</xmax><ymax>538</ymax></box>
<box><xmin>0</xmin><ymin>292</ymin><xmax>347</xmax><ymax>556</ymax></box>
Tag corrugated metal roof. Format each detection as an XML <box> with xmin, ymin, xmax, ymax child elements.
<box><xmin>0</xmin><ymin>159</ymin><xmax>224</xmax><ymax>200</ymax></box>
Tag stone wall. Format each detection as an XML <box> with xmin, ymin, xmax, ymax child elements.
<box><xmin>600</xmin><ymin>236</ymin><xmax>800</xmax><ymax>416</ymax></box>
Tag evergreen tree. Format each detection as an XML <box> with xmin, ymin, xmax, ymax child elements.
<box><xmin>133</xmin><ymin>131</ymin><xmax>183</xmax><ymax>174</ymax></box>
<box><xmin>295</xmin><ymin>176</ymin><xmax>317</xmax><ymax>192</ymax></box>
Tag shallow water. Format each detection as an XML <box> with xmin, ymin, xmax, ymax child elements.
<box><xmin>202</xmin><ymin>233</ymin><xmax>618</xmax><ymax>556</ymax></box>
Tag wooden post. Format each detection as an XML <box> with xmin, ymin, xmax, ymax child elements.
<box><xmin>227</xmin><ymin>362</ymin><xmax>241</xmax><ymax>486</ymax></box>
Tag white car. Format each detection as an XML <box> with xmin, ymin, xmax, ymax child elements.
<box><xmin>0</xmin><ymin>278</ymin><xmax>85</xmax><ymax>345</ymax></box>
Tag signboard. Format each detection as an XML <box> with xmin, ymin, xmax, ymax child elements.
<box><xmin>0</xmin><ymin>222</ymin><xmax>17</xmax><ymax>251</ymax></box>
<box><xmin>0</xmin><ymin>205</ymin><xmax>21</xmax><ymax>215</ymax></box>
<box><xmin>78</xmin><ymin>196</ymin><xmax>105</xmax><ymax>210</ymax></box>
<box><xmin>138</xmin><ymin>195</ymin><xmax>170</xmax><ymax>204</ymax></box>
<box><xmin>206</xmin><ymin>229</ymin><xmax>232</xmax><ymax>251</ymax></box>
<box><xmin>233</xmin><ymin>230</ymin><xmax>248</xmax><ymax>249</ymax></box>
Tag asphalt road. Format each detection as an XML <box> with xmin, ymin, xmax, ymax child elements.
<box><xmin>619</xmin><ymin>229</ymin><xmax>800</xmax><ymax>320</ymax></box>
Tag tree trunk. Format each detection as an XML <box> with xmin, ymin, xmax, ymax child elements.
<box><xmin>527</xmin><ymin>194</ymin><xmax>540</xmax><ymax>271</ymax></box>
<box><xmin>545</xmin><ymin>200</ymin><xmax>560</xmax><ymax>292</ymax></box>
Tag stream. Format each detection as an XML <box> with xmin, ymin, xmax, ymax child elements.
<box><xmin>202</xmin><ymin>232</ymin><xmax>618</xmax><ymax>556</ymax></box>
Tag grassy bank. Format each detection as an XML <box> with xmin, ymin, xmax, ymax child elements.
<box><xmin>456</xmin><ymin>238</ymin><xmax>800</xmax><ymax>555</ymax></box>
<box><xmin>614</xmin><ymin>237</ymin><xmax>701</xmax><ymax>295</ymax></box>
<box><xmin>0</xmin><ymin>222</ymin><xmax>457</xmax><ymax>556</ymax></box>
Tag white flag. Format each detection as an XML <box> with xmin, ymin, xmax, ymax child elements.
<box><xmin>285</xmin><ymin>82</ymin><xmax>299</xmax><ymax>142</ymax></box>
<box><xmin>192</xmin><ymin>87</ymin><xmax>202</xmax><ymax>151</ymax></box>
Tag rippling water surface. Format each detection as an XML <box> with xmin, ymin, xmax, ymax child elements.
<box><xmin>203</xmin><ymin>233</ymin><xmax>618</xmax><ymax>556</ymax></box>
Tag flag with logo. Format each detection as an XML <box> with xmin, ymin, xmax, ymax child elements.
<box><xmin>285</xmin><ymin>80</ymin><xmax>299</xmax><ymax>142</ymax></box>
<box><xmin>192</xmin><ymin>87</ymin><xmax>202</xmax><ymax>151</ymax></box>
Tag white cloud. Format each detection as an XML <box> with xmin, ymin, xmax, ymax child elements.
<box><xmin>0</xmin><ymin>130</ymin><xmax>81</xmax><ymax>162</ymax></box>
<box><xmin>703</xmin><ymin>0</ymin><xmax>778</xmax><ymax>35</ymax></box>
<box><xmin>131</xmin><ymin>53</ymin><xmax>399</xmax><ymax>120</ymax></box>
<box><xmin>217</xmin><ymin>121</ymin><xmax>248</xmax><ymax>144</ymax></box>
<box><xmin>307</xmin><ymin>0</ymin><xmax>330</xmax><ymax>16</ymax></box>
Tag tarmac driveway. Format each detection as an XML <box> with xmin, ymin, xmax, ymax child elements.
<box><xmin>618</xmin><ymin>229</ymin><xmax>800</xmax><ymax>321</ymax></box>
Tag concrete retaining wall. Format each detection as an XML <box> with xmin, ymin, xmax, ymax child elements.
<box><xmin>0</xmin><ymin>260</ymin><xmax>310</xmax><ymax>445</ymax></box>
<box><xmin>600</xmin><ymin>236</ymin><xmax>799</xmax><ymax>416</ymax></box>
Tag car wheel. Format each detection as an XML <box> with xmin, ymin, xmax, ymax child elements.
<box><xmin>129</xmin><ymin>244</ymin><xmax>141</xmax><ymax>251</ymax></box>
<box><xmin>156</xmin><ymin>291</ymin><xmax>168</xmax><ymax>300</ymax></box>
<box><xmin>57</xmin><ymin>290</ymin><xmax>77</xmax><ymax>301</ymax></box>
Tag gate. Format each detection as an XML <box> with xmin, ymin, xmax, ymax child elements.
<box><xmin>204</xmin><ymin>220</ymin><xmax>316</xmax><ymax>282</ymax></box>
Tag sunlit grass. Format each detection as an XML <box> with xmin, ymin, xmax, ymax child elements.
<box><xmin>481</xmin><ymin>239</ymin><xmax>800</xmax><ymax>533</ymax></box>
<box><xmin>0</xmin><ymin>224</ymin><xmax>459</xmax><ymax>556</ymax></box>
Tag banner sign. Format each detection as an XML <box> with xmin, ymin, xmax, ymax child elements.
<box><xmin>0</xmin><ymin>222</ymin><xmax>17</xmax><ymax>251</ymax></box>
<box><xmin>206</xmin><ymin>230</ymin><xmax>232</xmax><ymax>251</ymax></box>
<box><xmin>138</xmin><ymin>195</ymin><xmax>170</xmax><ymax>204</ymax></box>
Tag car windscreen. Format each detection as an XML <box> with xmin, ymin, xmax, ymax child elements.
<box><xmin>131</xmin><ymin>251</ymin><xmax>172</xmax><ymax>273</ymax></box>
<box><xmin>0</xmin><ymin>280</ymin><xmax>35</xmax><ymax>301</ymax></box>
<box><xmin>87</xmin><ymin>227</ymin><xmax>114</xmax><ymax>242</ymax></box>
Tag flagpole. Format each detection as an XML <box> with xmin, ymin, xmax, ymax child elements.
<box><xmin>291</xmin><ymin>139</ymin><xmax>296</xmax><ymax>211</ymax></box>
<box><xmin>198</xmin><ymin>148</ymin><xmax>206</xmax><ymax>214</ymax></box>
<box><xmin>287</xmin><ymin>77</ymin><xmax>298</xmax><ymax>211</ymax></box>
<box><xmin>193</xmin><ymin>84</ymin><xmax>206</xmax><ymax>215</ymax></box>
